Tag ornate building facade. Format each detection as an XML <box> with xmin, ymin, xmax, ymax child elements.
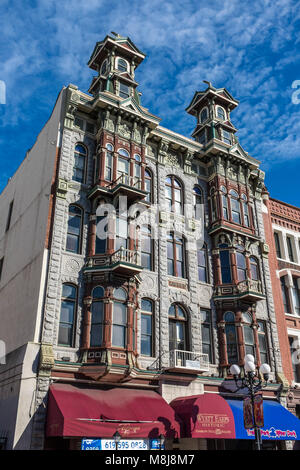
<box><xmin>0</xmin><ymin>33</ymin><xmax>298</xmax><ymax>451</ymax></box>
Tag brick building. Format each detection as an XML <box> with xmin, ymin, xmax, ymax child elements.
<box><xmin>0</xmin><ymin>33</ymin><xmax>299</xmax><ymax>451</ymax></box>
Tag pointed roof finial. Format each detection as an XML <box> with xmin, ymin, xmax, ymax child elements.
<box><xmin>203</xmin><ymin>80</ymin><xmax>213</xmax><ymax>88</ymax></box>
<box><xmin>111</xmin><ymin>31</ymin><xmax>121</xmax><ymax>38</ymax></box>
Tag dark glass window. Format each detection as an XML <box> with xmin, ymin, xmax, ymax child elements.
<box><xmin>281</xmin><ymin>276</ymin><xmax>291</xmax><ymax>313</ymax></box>
<box><xmin>201</xmin><ymin>309</ymin><xmax>213</xmax><ymax>363</ymax></box>
<box><xmin>257</xmin><ymin>321</ymin><xmax>269</xmax><ymax>365</ymax></box>
<box><xmin>217</xmin><ymin>107</ymin><xmax>225</xmax><ymax>120</ymax></box>
<box><xmin>167</xmin><ymin>233</ymin><xmax>185</xmax><ymax>278</ymax></box>
<box><xmin>193</xmin><ymin>186</ymin><xmax>203</xmax><ymax>219</ymax></box>
<box><xmin>66</xmin><ymin>205</ymin><xmax>82</xmax><ymax>254</ymax></box>
<box><xmin>223</xmin><ymin>130</ymin><xmax>231</xmax><ymax>144</ymax></box>
<box><xmin>145</xmin><ymin>169</ymin><xmax>153</xmax><ymax>203</ymax></box>
<box><xmin>117</xmin><ymin>58</ymin><xmax>127</xmax><ymax>72</ymax></box>
<box><xmin>119</xmin><ymin>82</ymin><xmax>130</xmax><ymax>98</ymax></box>
<box><xmin>236</xmin><ymin>249</ymin><xmax>247</xmax><ymax>281</ymax></box>
<box><xmin>141</xmin><ymin>225</ymin><xmax>153</xmax><ymax>271</ymax></box>
<box><xmin>58</xmin><ymin>284</ymin><xmax>77</xmax><ymax>346</ymax></box>
<box><xmin>230</xmin><ymin>190</ymin><xmax>241</xmax><ymax>224</ymax></box>
<box><xmin>6</xmin><ymin>200</ymin><xmax>14</xmax><ymax>232</ymax></box>
<box><xmin>200</xmin><ymin>108</ymin><xmax>208</xmax><ymax>123</ymax></box>
<box><xmin>90</xmin><ymin>286</ymin><xmax>104</xmax><ymax>347</ymax></box>
<box><xmin>165</xmin><ymin>176</ymin><xmax>183</xmax><ymax>214</ymax></box>
<box><xmin>197</xmin><ymin>243</ymin><xmax>208</xmax><ymax>283</ymax></box>
<box><xmin>168</xmin><ymin>304</ymin><xmax>187</xmax><ymax>351</ymax></box>
<box><xmin>220</xmin><ymin>249</ymin><xmax>232</xmax><ymax>284</ymax></box>
<box><xmin>221</xmin><ymin>186</ymin><xmax>228</xmax><ymax>220</ymax></box>
<box><xmin>73</xmin><ymin>144</ymin><xmax>87</xmax><ymax>183</ymax></box>
<box><xmin>100</xmin><ymin>60</ymin><xmax>107</xmax><ymax>75</ymax></box>
<box><xmin>197</xmin><ymin>130</ymin><xmax>206</xmax><ymax>144</ymax></box>
<box><xmin>224</xmin><ymin>312</ymin><xmax>238</xmax><ymax>364</ymax></box>
<box><xmin>243</xmin><ymin>313</ymin><xmax>255</xmax><ymax>357</ymax></box>
<box><xmin>292</xmin><ymin>277</ymin><xmax>300</xmax><ymax>315</ymax></box>
<box><xmin>274</xmin><ymin>232</ymin><xmax>282</xmax><ymax>258</ymax></box>
<box><xmin>141</xmin><ymin>298</ymin><xmax>153</xmax><ymax>356</ymax></box>
<box><xmin>287</xmin><ymin>236</ymin><xmax>294</xmax><ymax>262</ymax></box>
<box><xmin>112</xmin><ymin>288</ymin><xmax>127</xmax><ymax>348</ymax></box>
<box><xmin>250</xmin><ymin>257</ymin><xmax>260</xmax><ymax>281</ymax></box>
<box><xmin>105</xmin><ymin>144</ymin><xmax>113</xmax><ymax>181</ymax></box>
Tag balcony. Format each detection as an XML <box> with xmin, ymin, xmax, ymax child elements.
<box><xmin>88</xmin><ymin>174</ymin><xmax>147</xmax><ymax>203</ymax></box>
<box><xmin>84</xmin><ymin>247</ymin><xmax>143</xmax><ymax>276</ymax></box>
<box><xmin>214</xmin><ymin>279</ymin><xmax>264</xmax><ymax>301</ymax></box>
<box><xmin>148</xmin><ymin>350</ymin><xmax>209</xmax><ymax>374</ymax></box>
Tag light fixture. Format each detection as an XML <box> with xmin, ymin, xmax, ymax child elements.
<box><xmin>244</xmin><ymin>360</ymin><xmax>256</xmax><ymax>373</ymax></box>
<box><xmin>229</xmin><ymin>364</ymin><xmax>241</xmax><ymax>377</ymax></box>
<box><xmin>259</xmin><ymin>363</ymin><xmax>271</xmax><ymax>381</ymax></box>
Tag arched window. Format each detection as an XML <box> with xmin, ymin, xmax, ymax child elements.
<box><xmin>229</xmin><ymin>189</ymin><xmax>241</xmax><ymax>224</ymax></box>
<box><xmin>219</xmin><ymin>243</ymin><xmax>232</xmax><ymax>284</ymax></box>
<box><xmin>141</xmin><ymin>298</ymin><xmax>154</xmax><ymax>356</ymax></box>
<box><xmin>168</xmin><ymin>304</ymin><xmax>188</xmax><ymax>351</ymax></box>
<box><xmin>217</xmin><ymin>106</ymin><xmax>225</xmax><ymax>120</ymax></box>
<box><xmin>241</xmin><ymin>194</ymin><xmax>250</xmax><ymax>227</ymax></box>
<box><xmin>90</xmin><ymin>286</ymin><xmax>105</xmax><ymax>347</ymax></box>
<box><xmin>117</xmin><ymin>148</ymin><xmax>130</xmax><ymax>183</ymax></box>
<box><xmin>197</xmin><ymin>242</ymin><xmax>208</xmax><ymax>283</ymax></box>
<box><xmin>200</xmin><ymin>108</ymin><xmax>208</xmax><ymax>123</ymax></box>
<box><xmin>73</xmin><ymin>144</ymin><xmax>87</xmax><ymax>183</ymax></box>
<box><xmin>220</xmin><ymin>186</ymin><xmax>228</xmax><ymax>220</ymax></box>
<box><xmin>145</xmin><ymin>168</ymin><xmax>153</xmax><ymax>203</ymax></box>
<box><xmin>165</xmin><ymin>176</ymin><xmax>183</xmax><ymax>214</ymax></box>
<box><xmin>134</xmin><ymin>154</ymin><xmax>141</xmax><ymax>184</ymax></box>
<box><xmin>224</xmin><ymin>311</ymin><xmax>238</xmax><ymax>364</ymax></box>
<box><xmin>243</xmin><ymin>312</ymin><xmax>255</xmax><ymax>358</ymax></box>
<box><xmin>236</xmin><ymin>246</ymin><xmax>247</xmax><ymax>281</ymax></box>
<box><xmin>167</xmin><ymin>233</ymin><xmax>186</xmax><ymax>278</ymax></box>
<box><xmin>250</xmin><ymin>257</ymin><xmax>260</xmax><ymax>281</ymax></box>
<box><xmin>117</xmin><ymin>58</ymin><xmax>128</xmax><ymax>72</ymax></box>
<box><xmin>66</xmin><ymin>205</ymin><xmax>83</xmax><ymax>254</ymax></box>
<box><xmin>58</xmin><ymin>284</ymin><xmax>77</xmax><ymax>347</ymax></box>
<box><xmin>193</xmin><ymin>186</ymin><xmax>203</xmax><ymax>219</ymax></box>
<box><xmin>141</xmin><ymin>225</ymin><xmax>154</xmax><ymax>271</ymax></box>
<box><xmin>105</xmin><ymin>143</ymin><xmax>113</xmax><ymax>181</ymax></box>
<box><xmin>112</xmin><ymin>288</ymin><xmax>127</xmax><ymax>348</ymax></box>
<box><xmin>100</xmin><ymin>59</ymin><xmax>108</xmax><ymax>75</ymax></box>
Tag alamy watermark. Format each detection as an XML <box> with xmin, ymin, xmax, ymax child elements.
<box><xmin>0</xmin><ymin>80</ymin><xmax>6</xmax><ymax>105</ymax></box>
<box><xmin>292</xmin><ymin>80</ymin><xmax>300</xmax><ymax>105</ymax></box>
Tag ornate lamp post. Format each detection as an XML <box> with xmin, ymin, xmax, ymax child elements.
<box><xmin>229</xmin><ymin>354</ymin><xmax>271</xmax><ymax>451</ymax></box>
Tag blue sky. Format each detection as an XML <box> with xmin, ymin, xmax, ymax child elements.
<box><xmin>1</xmin><ymin>0</ymin><xmax>300</xmax><ymax>206</ymax></box>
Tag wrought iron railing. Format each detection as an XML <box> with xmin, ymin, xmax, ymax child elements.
<box><xmin>148</xmin><ymin>349</ymin><xmax>209</xmax><ymax>372</ymax></box>
<box><xmin>110</xmin><ymin>247</ymin><xmax>141</xmax><ymax>265</ymax></box>
<box><xmin>105</xmin><ymin>174</ymin><xmax>142</xmax><ymax>190</ymax></box>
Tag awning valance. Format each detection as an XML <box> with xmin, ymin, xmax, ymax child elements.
<box><xmin>46</xmin><ymin>384</ymin><xmax>180</xmax><ymax>439</ymax></box>
<box><xmin>170</xmin><ymin>393</ymin><xmax>236</xmax><ymax>439</ymax></box>
<box><xmin>226</xmin><ymin>398</ymin><xmax>300</xmax><ymax>440</ymax></box>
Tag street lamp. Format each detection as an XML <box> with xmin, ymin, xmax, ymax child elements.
<box><xmin>113</xmin><ymin>431</ymin><xmax>122</xmax><ymax>451</ymax></box>
<box><xmin>229</xmin><ymin>355</ymin><xmax>271</xmax><ymax>451</ymax></box>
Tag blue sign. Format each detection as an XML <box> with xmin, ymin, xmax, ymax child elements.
<box><xmin>81</xmin><ymin>438</ymin><xmax>164</xmax><ymax>450</ymax></box>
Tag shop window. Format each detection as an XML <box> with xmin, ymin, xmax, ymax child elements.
<box><xmin>66</xmin><ymin>205</ymin><xmax>83</xmax><ymax>254</ymax></box>
<box><xmin>141</xmin><ymin>298</ymin><xmax>154</xmax><ymax>356</ymax></box>
<box><xmin>90</xmin><ymin>286</ymin><xmax>105</xmax><ymax>347</ymax></box>
<box><xmin>168</xmin><ymin>304</ymin><xmax>188</xmax><ymax>351</ymax></box>
<box><xmin>58</xmin><ymin>284</ymin><xmax>77</xmax><ymax>347</ymax></box>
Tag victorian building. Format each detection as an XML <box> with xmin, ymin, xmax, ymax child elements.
<box><xmin>0</xmin><ymin>33</ymin><xmax>299</xmax><ymax>451</ymax></box>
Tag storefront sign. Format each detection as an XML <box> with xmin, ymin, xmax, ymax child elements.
<box><xmin>246</xmin><ymin>428</ymin><xmax>297</xmax><ymax>439</ymax></box>
<box><xmin>81</xmin><ymin>438</ymin><xmax>163</xmax><ymax>450</ymax></box>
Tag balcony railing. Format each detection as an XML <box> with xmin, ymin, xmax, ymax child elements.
<box><xmin>236</xmin><ymin>279</ymin><xmax>263</xmax><ymax>295</ymax></box>
<box><xmin>214</xmin><ymin>278</ymin><xmax>264</xmax><ymax>300</ymax></box>
<box><xmin>88</xmin><ymin>173</ymin><xmax>146</xmax><ymax>203</ymax></box>
<box><xmin>84</xmin><ymin>248</ymin><xmax>142</xmax><ymax>276</ymax></box>
<box><xmin>106</xmin><ymin>174</ymin><xmax>142</xmax><ymax>190</ymax></box>
<box><xmin>148</xmin><ymin>349</ymin><xmax>209</xmax><ymax>373</ymax></box>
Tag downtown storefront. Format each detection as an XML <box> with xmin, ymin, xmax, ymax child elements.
<box><xmin>44</xmin><ymin>384</ymin><xmax>300</xmax><ymax>450</ymax></box>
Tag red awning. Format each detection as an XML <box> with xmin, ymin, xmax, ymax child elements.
<box><xmin>46</xmin><ymin>384</ymin><xmax>180</xmax><ymax>439</ymax></box>
<box><xmin>170</xmin><ymin>393</ymin><xmax>236</xmax><ymax>439</ymax></box>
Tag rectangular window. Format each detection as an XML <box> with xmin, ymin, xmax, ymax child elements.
<box><xmin>0</xmin><ymin>257</ymin><xmax>3</xmax><ymax>282</ymax></box>
<box><xmin>201</xmin><ymin>309</ymin><xmax>214</xmax><ymax>363</ymax></box>
<box><xmin>105</xmin><ymin>151</ymin><xmax>113</xmax><ymax>181</ymax></box>
<box><xmin>112</xmin><ymin>302</ymin><xmax>127</xmax><ymax>348</ymax></box>
<box><xmin>223</xmin><ymin>130</ymin><xmax>231</xmax><ymax>145</ymax></box>
<box><xmin>119</xmin><ymin>82</ymin><xmax>130</xmax><ymax>99</ymax></box>
<box><xmin>287</xmin><ymin>236</ymin><xmax>294</xmax><ymax>262</ymax></box>
<box><xmin>274</xmin><ymin>232</ymin><xmax>282</xmax><ymax>258</ymax></box>
<box><xmin>257</xmin><ymin>321</ymin><xmax>269</xmax><ymax>365</ymax></box>
<box><xmin>220</xmin><ymin>250</ymin><xmax>232</xmax><ymax>284</ymax></box>
<box><xmin>292</xmin><ymin>277</ymin><xmax>300</xmax><ymax>315</ymax></box>
<box><xmin>289</xmin><ymin>337</ymin><xmax>300</xmax><ymax>382</ymax></box>
<box><xmin>197</xmin><ymin>130</ymin><xmax>206</xmax><ymax>145</ymax></box>
<box><xmin>6</xmin><ymin>200</ymin><xmax>14</xmax><ymax>232</ymax></box>
<box><xmin>281</xmin><ymin>276</ymin><xmax>291</xmax><ymax>313</ymax></box>
<box><xmin>141</xmin><ymin>314</ymin><xmax>153</xmax><ymax>356</ymax></box>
